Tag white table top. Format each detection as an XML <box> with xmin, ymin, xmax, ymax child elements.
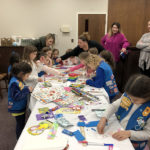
<box><xmin>14</xmin><ymin>72</ymin><xmax>134</xmax><ymax>150</ymax></box>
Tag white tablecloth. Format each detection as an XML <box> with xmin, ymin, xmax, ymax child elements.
<box><xmin>14</xmin><ymin>73</ymin><xmax>134</xmax><ymax>150</ymax></box>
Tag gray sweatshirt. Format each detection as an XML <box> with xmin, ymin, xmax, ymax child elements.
<box><xmin>136</xmin><ymin>32</ymin><xmax>150</xmax><ymax>70</ymax></box>
<box><xmin>103</xmin><ymin>98</ymin><xmax>150</xmax><ymax>141</ymax></box>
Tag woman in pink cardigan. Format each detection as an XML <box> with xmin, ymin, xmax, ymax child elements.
<box><xmin>101</xmin><ymin>22</ymin><xmax>130</xmax><ymax>62</ymax></box>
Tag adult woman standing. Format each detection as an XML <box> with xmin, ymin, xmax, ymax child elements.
<box><xmin>56</xmin><ymin>32</ymin><xmax>104</xmax><ymax>62</ymax></box>
<box><xmin>136</xmin><ymin>20</ymin><xmax>150</xmax><ymax>77</ymax></box>
<box><xmin>31</xmin><ymin>33</ymin><xmax>55</xmax><ymax>51</ymax></box>
<box><xmin>101</xmin><ymin>22</ymin><xmax>130</xmax><ymax>92</ymax></box>
<box><xmin>101</xmin><ymin>22</ymin><xmax>130</xmax><ymax>62</ymax></box>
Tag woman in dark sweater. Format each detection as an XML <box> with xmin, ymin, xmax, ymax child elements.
<box><xmin>31</xmin><ymin>33</ymin><xmax>55</xmax><ymax>51</ymax></box>
<box><xmin>56</xmin><ymin>32</ymin><xmax>104</xmax><ymax>62</ymax></box>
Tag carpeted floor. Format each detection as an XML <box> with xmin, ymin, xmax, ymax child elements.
<box><xmin>0</xmin><ymin>88</ymin><xmax>16</xmax><ymax>150</ymax></box>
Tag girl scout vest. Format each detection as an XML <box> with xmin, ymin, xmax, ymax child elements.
<box><xmin>8</xmin><ymin>77</ymin><xmax>28</xmax><ymax>113</ymax></box>
<box><xmin>116</xmin><ymin>93</ymin><xmax>150</xmax><ymax>150</ymax></box>
<box><xmin>100</xmin><ymin>61</ymin><xmax>119</xmax><ymax>101</ymax></box>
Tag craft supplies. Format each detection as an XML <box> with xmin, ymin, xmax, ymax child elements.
<box><xmin>55</xmin><ymin>108</ymin><xmax>81</xmax><ymax>114</ymax></box>
<box><xmin>62</xmin><ymin>129</ymin><xmax>74</xmax><ymax>136</ymax></box>
<box><xmin>77</xmin><ymin>121</ymin><xmax>99</xmax><ymax>127</ymax></box>
<box><xmin>70</xmin><ymin>84</ymin><xmax>85</xmax><ymax>88</ymax></box>
<box><xmin>47</xmin><ymin>122</ymin><xmax>59</xmax><ymax>139</ymax></box>
<box><xmin>73</xmin><ymin>130</ymin><xmax>85</xmax><ymax>142</ymax></box>
<box><xmin>79</xmin><ymin>141</ymin><xmax>113</xmax><ymax>147</ymax></box>
<box><xmin>36</xmin><ymin>111</ymin><xmax>54</xmax><ymax>121</ymax></box>
<box><xmin>51</xmin><ymin>106</ymin><xmax>60</xmax><ymax>111</ymax></box>
<box><xmin>38</xmin><ymin>107</ymin><xmax>49</xmax><ymax>114</ymax></box>
<box><xmin>71</xmin><ymin>87</ymin><xmax>99</xmax><ymax>102</ymax></box>
<box><xmin>56</xmin><ymin>116</ymin><xmax>73</xmax><ymax>128</ymax></box>
<box><xmin>78</xmin><ymin>115</ymin><xmax>87</xmax><ymax>121</ymax></box>
<box><xmin>27</xmin><ymin>121</ymin><xmax>53</xmax><ymax>135</ymax></box>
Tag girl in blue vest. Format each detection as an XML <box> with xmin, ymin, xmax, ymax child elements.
<box><xmin>97</xmin><ymin>74</ymin><xmax>150</xmax><ymax>150</ymax></box>
<box><xmin>8</xmin><ymin>62</ymin><xmax>33</xmax><ymax>139</ymax></box>
<box><xmin>79</xmin><ymin>52</ymin><xmax>119</xmax><ymax>102</ymax></box>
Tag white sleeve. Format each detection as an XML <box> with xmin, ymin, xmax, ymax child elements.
<box><xmin>42</xmin><ymin>65</ymin><xmax>61</xmax><ymax>75</ymax></box>
<box><xmin>103</xmin><ymin>98</ymin><xmax>121</xmax><ymax>120</ymax></box>
<box><xmin>130</xmin><ymin>118</ymin><xmax>150</xmax><ymax>141</ymax></box>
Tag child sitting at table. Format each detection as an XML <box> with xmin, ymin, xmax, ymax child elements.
<box><xmin>97</xmin><ymin>74</ymin><xmax>150</xmax><ymax>150</ymax></box>
<box><xmin>63</xmin><ymin>49</ymin><xmax>80</xmax><ymax>66</ymax></box>
<box><xmin>79</xmin><ymin>52</ymin><xmax>119</xmax><ymax>102</ymax></box>
<box><xmin>8</xmin><ymin>62</ymin><xmax>33</xmax><ymax>139</ymax></box>
<box><xmin>37</xmin><ymin>52</ymin><xmax>61</xmax><ymax>77</ymax></box>
<box><xmin>22</xmin><ymin>46</ymin><xmax>61</xmax><ymax>88</ymax></box>
<box><xmin>100</xmin><ymin>50</ymin><xmax>115</xmax><ymax>72</ymax></box>
<box><xmin>65</xmin><ymin>47</ymin><xmax>99</xmax><ymax>73</ymax></box>
<box><xmin>52</xmin><ymin>48</ymin><xmax>63</xmax><ymax>65</ymax></box>
<box><xmin>42</xmin><ymin>47</ymin><xmax>53</xmax><ymax>67</ymax></box>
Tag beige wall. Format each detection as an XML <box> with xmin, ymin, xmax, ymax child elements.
<box><xmin>0</xmin><ymin>0</ymin><xmax>108</xmax><ymax>55</ymax></box>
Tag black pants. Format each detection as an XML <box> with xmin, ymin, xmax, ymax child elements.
<box><xmin>140</xmin><ymin>63</ymin><xmax>150</xmax><ymax>77</ymax></box>
<box><xmin>15</xmin><ymin>113</ymin><xmax>25</xmax><ymax>140</ymax></box>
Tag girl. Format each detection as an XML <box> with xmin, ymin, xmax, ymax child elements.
<box><xmin>97</xmin><ymin>74</ymin><xmax>150</xmax><ymax>150</ymax></box>
<box><xmin>42</xmin><ymin>47</ymin><xmax>53</xmax><ymax>67</ymax></box>
<box><xmin>100</xmin><ymin>50</ymin><xmax>115</xmax><ymax>71</ymax></box>
<box><xmin>65</xmin><ymin>47</ymin><xmax>99</xmax><ymax>73</ymax></box>
<box><xmin>79</xmin><ymin>52</ymin><xmax>119</xmax><ymax>102</ymax></box>
<box><xmin>22</xmin><ymin>46</ymin><xmax>61</xmax><ymax>88</ymax></box>
<box><xmin>52</xmin><ymin>48</ymin><xmax>61</xmax><ymax>65</ymax></box>
<box><xmin>37</xmin><ymin>52</ymin><xmax>61</xmax><ymax>77</ymax></box>
<box><xmin>8</xmin><ymin>62</ymin><xmax>32</xmax><ymax>139</ymax></box>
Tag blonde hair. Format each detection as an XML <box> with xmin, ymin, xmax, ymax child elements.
<box><xmin>46</xmin><ymin>33</ymin><xmax>55</xmax><ymax>44</ymax></box>
<box><xmin>22</xmin><ymin>46</ymin><xmax>37</xmax><ymax>65</ymax></box>
<box><xmin>108</xmin><ymin>22</ymin><xmax>123</xmax><ymax>37</ymax></box>
<box><xmin>79</xmin><ymin>32</ymin><xmax>90</xmax><ymax>42</ymax></box>
<box><xmin>79</xmin><ymin>52</ymin><xmax>104</xmax><ymax>68</ymax></box>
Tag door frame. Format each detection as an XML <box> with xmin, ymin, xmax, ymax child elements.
<box><xmin>76</xmin><ymin>12</ymin><xmax>108</xmax><ymax>44</ymax></box>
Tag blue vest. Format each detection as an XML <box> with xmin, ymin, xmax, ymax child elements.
<box><xmin>8</xmin><ymin>77</ymin><xmax>28</xmax><ymax>113</ymax></box>
<box><xmin>116</xmin><ymin>93</ymin><xmax>150</xmax><ymax>150</ymax></box>
<box><xmin>100</xmin><ymin>61</ymin><xmax>119</xmax><ymax>101</ymax></box>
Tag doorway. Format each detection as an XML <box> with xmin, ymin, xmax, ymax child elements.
<box><xmin>78</xmin><ymin>14</ymin><xmax>106</xmax><ymax>43</ymax></box>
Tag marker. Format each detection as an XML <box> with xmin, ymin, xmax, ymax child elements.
<box><xmin>91</xmin><ymin>109</ymin><xmax>105</xmax><ymax>111</ymax></box>
<box><xmin>88</xmin><ymin>142</ymin><xmax>113</xmax><ymax>146</ymax></box>
<box><xmin>79</xmin><ymin>141</ymin><xmax>113</xmax><ymax>146</ymax></box>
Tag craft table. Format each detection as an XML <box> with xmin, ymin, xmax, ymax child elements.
<box><xmin>14</xmin><ymin>68</ymin><xmax>134</xmax><ymax>150</ymax></box>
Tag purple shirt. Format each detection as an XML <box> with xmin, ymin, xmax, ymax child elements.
<box><xmin>101</xmin><ymin>33</ymin><xmax>130</xmax><ymax>62</ymax></box>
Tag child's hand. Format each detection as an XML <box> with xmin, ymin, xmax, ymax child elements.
<box><xmin>38</xmin><ymin>77</ymin><xmax>43</xmax><ymax>82</ymax></box>
<box><xmin>97</xmin><ymin>117</ymin><xmax>107</xmax><ymax>134</ymax></box>
<box><xmin>56</xmin><ymin>57</ymin><xmax>62</xmax><ymax>62</ymax></box>
<box><xmin>112</xmin><ymin>130</ymin><xmax>131</xmax><ymax>141</ymax></box>
<box><xmin>65</xmin><ymin>69</ymin><xmax>70</xmax><ymax>73</ymax></box>
<box><xmin>28</xmin><ymin>86</ymin><xmax>33</xmax><ymax>92</ymax></box>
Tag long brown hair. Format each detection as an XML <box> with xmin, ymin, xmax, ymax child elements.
<box><xmin>125</xmin><ymin>74</ymin><xmax>150</xmax><ymax>101</ymax></box>
<box><xmin>100</xmin><ymin>50</ymin><xmax>115</xmax><ymax>71</ymax></box>
<box><xmin>108</xmin><ymin>22</ymin><xmax>123</xmax><ymax>37</ymax></box>
<box><xmin>22</xmin><ymin>46</ymin><xmax>37</xmax><ymax>65</ymax></box>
